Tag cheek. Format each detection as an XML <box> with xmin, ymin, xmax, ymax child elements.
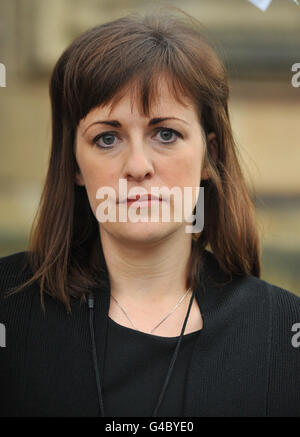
<box><xmin>163</xmin><ymin>151</ymin><xmax>202</xmax><ymax>188</ymax></box>
<box><xmin>80</xmin><ymin>159</ymin><xmax>117</xmax><ymax>211</ymax></box>
<box><xmin>78</xmin><ymin>150</ymin><xmax>110</xmax><ymax>186</ymax></box>
<box><xmin>162</xmin><ymin>151</ymin><xmax>202</xmax><ymax>213</ymax></box>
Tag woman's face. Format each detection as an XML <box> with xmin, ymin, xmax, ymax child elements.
<box><xmin>75</xmin><ymin>76</ymin><xmax>210</xmax><ymax>245</ymax></box>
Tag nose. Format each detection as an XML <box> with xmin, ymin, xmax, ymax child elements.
<box><xmin>123</xmin><ymin>143</ymin><xmax>154</xmax><ymax>182</ymax></box>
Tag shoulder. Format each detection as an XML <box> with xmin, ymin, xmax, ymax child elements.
<box><xmin>243</xmin><ymin>273</ymin><xmax>300</xmax><ymax>309</ymax></box>
<box><xmin>204</xmin><ymin>249</ymin><xmax>299</xmax><ymax>296</ymax></box>
<box><xmin>0</xmin><ymin>250</ymin><xmax>32</xmax><ymax>290</ymax></box>
<box><xmin>240</xmin><ymin>274</ymin><xmax>300</xmax><ymax>323</ymax></box>
<box><xmin>0</xmin><ymin>250</ymin><xmax>36</xmax><ymax>308</ymax></box>
<box><xmin>0</xmin><ymin>251</ymin><xmax>40</xmax><ymax>341</ymax></box>
<box><xmin>202</xmin><ymin>249</ymin><xmax>300</xmax><ymax>316</ymax></box>
<box><xmin>249</xmin><ymin>276</ymin><xmax>300</xmax><ymax>345</ymax></box>
<box><xmin>247</xmin><ymin>276</ymin><xmax>300</xmax><ymax>342</ymax></box>
<box><xmin>0</xmin><ymin>250</ymin><xmax>30</xmax><ymax>270</ymax></box>
<box><xmin>0</xmin><ymin>252</ymin><xmax>40</xmax><ymax>363</ymax></box>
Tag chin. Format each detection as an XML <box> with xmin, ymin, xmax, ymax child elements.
<box><xmin>112</xmin><ymin>222</ymin><xmax>180</xmax><ymax>243</ymax></box>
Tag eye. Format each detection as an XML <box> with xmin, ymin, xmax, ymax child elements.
<box><xmin>154</xmin><ymin>128</ymin><xmax>182</xmax><ymax>144</ymax></box>
<box><xmin>92</xmin><ymin>131</ymin><xmax>119</xmax><ymax>149</ymax></box>
<box><xmin>92</xmin><ymin>127</ymin><xmax>183</xmax><ymax>149</ymax></box>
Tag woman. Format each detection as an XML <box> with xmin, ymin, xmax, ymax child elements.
<box><xmin>0</xmin><ymin>9</ymin><xmax>299</xmax><ymax>417</ymax></box>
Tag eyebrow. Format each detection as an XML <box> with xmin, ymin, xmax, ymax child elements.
<box><xmin>83</xmin><ymin>117</ymin><xmax>190</xmax><ymax>135</ymax></box>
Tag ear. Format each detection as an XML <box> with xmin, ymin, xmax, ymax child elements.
<box><xmin>201</xmin><ymin>132</ymin><xmax>218</xmax><ymax>180</ymax></box>
<box><xmin>75</xmin><ymin>171</ymin><xmax>85</xmax><ymax>186</ymax></box>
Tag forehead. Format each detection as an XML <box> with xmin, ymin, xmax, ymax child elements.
<box><xmin>79</xmin><ymin>75</ymin><xmax>200</xmax><ymax>126</ymax></box>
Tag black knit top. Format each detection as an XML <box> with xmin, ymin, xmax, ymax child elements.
<box><xmin>0</xmin><ymin>250</ymin><xmax>299</xmax><ymax>417</ymax></box>
<box><xmin>103</xmin><ymin>316</ymin><xmax>199</xmax><ymax>416</ymax></box>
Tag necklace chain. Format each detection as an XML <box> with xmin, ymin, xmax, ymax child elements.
<box><xmin>110</xmin><ymin>287</ymin><xmax>192</xmax><ymax>334</ymax></box>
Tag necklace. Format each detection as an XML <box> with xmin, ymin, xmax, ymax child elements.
<box><xmin>88</xmin><ymin>287</ymin><xmax>196</xmax><ymax>417</ymax></box>
<box><xmin>110</xmin><ymin>287</ymin><xmax>192</xmax><ymax>334</ymax></box>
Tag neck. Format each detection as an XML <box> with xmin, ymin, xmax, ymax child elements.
<box><xmin>99</xmin><ymin>227</ymin><xmax>193</xmax><ymax>305</ymax></box>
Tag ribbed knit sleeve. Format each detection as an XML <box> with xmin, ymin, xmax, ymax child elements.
<box><xmin>0</xmin><ymin>252</ymin><xmax>36</xmax><ymax>416</ymax></box>
<box><xmin>266</xmin><ymin>283</ymin><xmax>300</xmax><ymax>416</ymax></box>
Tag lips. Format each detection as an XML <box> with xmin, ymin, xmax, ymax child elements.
<box><xmin>127</xmin><ymin>194</ymin><xmax>161</xmax><ymax>202</ymax></box>
<box><xmin>119</xmin><ymin>193</ymin><xmax>162</xmax><ymax>204</ymax></box>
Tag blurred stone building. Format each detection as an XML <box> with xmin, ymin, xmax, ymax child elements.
<box><xmin>0</xmin><ymin>0</ymin><xmax>299</xmax><ymax>292</ymax></box>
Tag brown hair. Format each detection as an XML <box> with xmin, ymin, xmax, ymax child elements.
<box><xmin>6</xmin><ymin>7</ymin><xmax>261</xmax><ymax>313</ymax></box>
